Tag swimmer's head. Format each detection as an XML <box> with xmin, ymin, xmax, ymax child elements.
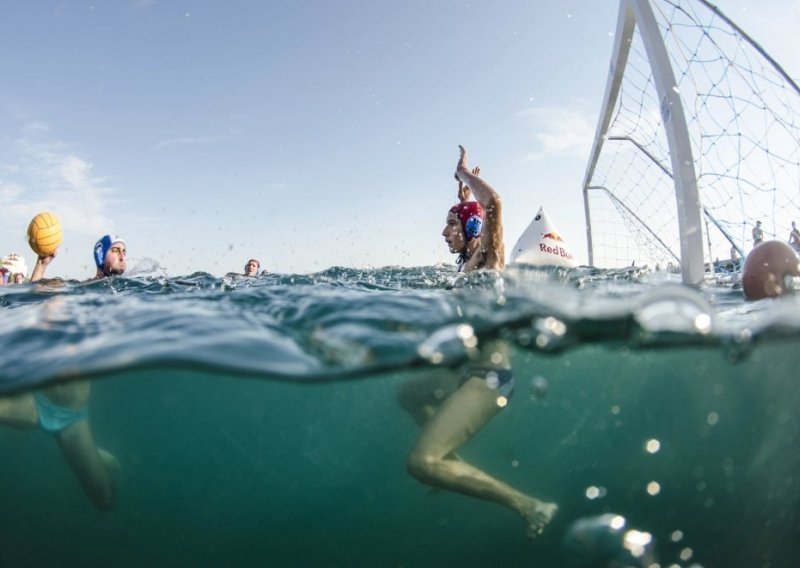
<box><xmin>94</xmin><ymin>234</ymin><xmax>127</xmax><ymax>277</ymax></box>
<box><xmin>244</xmin><ymin>259</ymin><xmax>260</xmax><ymax>277</ymax></box>
<box><xmin>450</xmin><ymin>202</ymin><xmax>484</xmax><ymax>240</ymax></box>
<box><xmin>443</xmin><ymin>202</ymin><xmax>483</xmax><ymax>254</ymax></box>
<box><xmin>742</xmin><ymin>240</ymin><xmax>800</xmax><ymax>300</ymax></box>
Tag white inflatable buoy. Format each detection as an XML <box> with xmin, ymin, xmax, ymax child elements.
<box><xmin>509</xmin><ymin>206</ymin><xmax>575</xmax><ymax>267</ymax></box>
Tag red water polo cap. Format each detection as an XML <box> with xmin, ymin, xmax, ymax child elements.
<box><xmin>449</xmin><ymin>201</ymin><xmax>484</xmax><ymax>240</ymax></box>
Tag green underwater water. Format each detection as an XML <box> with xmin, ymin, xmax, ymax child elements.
<box><xmin>3</xmin><ymin>338</ymin><xmax>798</xmax><ymax>567</ymax></box>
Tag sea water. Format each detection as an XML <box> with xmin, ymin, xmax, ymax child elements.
<box><xmin>1</xmin><ymin>265</ymin><xmax>798</xmax><ymax>567</ymax></box>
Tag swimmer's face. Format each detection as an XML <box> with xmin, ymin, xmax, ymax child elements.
<box><xmin>244</xmin><ymin>260</ymin><xmax>260</xmax><ymax>277</ymax></box>
<box><xmin>104</xmin><ymin>242</ymin><xmax>127</xmax><ymax>276</ymax></box>
<box><xmin>442</xmin><ymin>211</ymin><xmax>466</xmax><ymax>254</ymax></box>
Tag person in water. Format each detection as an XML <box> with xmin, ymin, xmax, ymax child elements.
<box><xmin>788</xmin><ymin>222</ymin><xmax>800</xmax><ymax>253</ymax></box>
<box><xmin>0</xmin><ymin>235</ymin><xmax>126</xmax><ymax>510</ymax></box>
<box><xmin>398</xmin><ymin>146</ymin><xmax>557</xmax><ymax>538</ymax></box>
<box><xmin>1</xmin><ymin>252</ymin><xmax>28</xmax><ymax>284</ymax></box>
<box><xmin>244</xmin><ymin>258</ymin><xmax>262</xmax><ymax>277</ymax></box>
<box><xmin>753</xmin><ymin>220</ymin><xmax>764</xmax><ymax>247</ymax></box>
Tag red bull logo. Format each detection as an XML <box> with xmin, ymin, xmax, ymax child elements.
<box><xmin>539</xmin><ymin>243</ymin><xmax>574</xmax><ymax>260</ymax></box>
<box><xmin>542</xmin><ymin>231</ymin><xmax>564</xmax><ymax>242</ymax></box>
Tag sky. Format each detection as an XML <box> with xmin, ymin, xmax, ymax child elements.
<box><xmin>1</xmin><ymin>0</ymin><xmax>798</xmax><ymax>279</ymax></box>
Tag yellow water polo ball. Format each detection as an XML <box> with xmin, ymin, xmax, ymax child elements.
<box><xmin>27</xmin><ymin>211</ymin><xmax>63</xmax><ymax>256</ymax></box>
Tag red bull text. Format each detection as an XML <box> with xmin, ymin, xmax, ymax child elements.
<box><xmin>539</xmin><ymin>242</ymin><xmax>574</xmax><ymax>260</ymax></box>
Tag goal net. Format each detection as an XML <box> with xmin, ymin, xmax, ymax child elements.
<box><xmin>583</xmin><ymin>0</ymin><xmax>800</xmax><ymax>284</ymax></box>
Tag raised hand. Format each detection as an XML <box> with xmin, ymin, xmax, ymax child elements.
<box><xmin>456</xmin><ymin>144</ymin><xmax>468</xmax><ymax>173</ymax></box>
<box><xmin>457</xmin><ymin>168</ymin><xmax>480</xmax><ymax>202</ymax></box>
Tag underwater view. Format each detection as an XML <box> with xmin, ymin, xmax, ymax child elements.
<box><xmin>1</xmin><ymin>265</ymin><xmax>798</xmax><ymax>567</ymax></box>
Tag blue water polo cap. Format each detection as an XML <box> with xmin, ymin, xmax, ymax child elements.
<box><xmin>94</xmin><ymin>234</ymin><xmax>126</xmax><ymax>268</ymax></box>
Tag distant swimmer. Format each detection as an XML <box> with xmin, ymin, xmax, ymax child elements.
<box><xmin>788</xmin><ymin>222</ymin><xmax>800</xmax><ymax>252</ymax></box>
<box><xmin>742</xmin><ymin>239</ymin><xmax>800</xmax><ymax>300</ymax></box>
<box><xmin>244</xmin><ymin>258</ymin><xmax>262</xmax><ymax>277</ymax></box>
<box><xmin>0</xmin><ymin>234</ymin><xmax>126</xmax><ymax>510</ymax></box>
<box><xmin>1</xmin><ymin>252</ymin><xmax>28</xmax><ymax>284</ymax></box>
<box><xmin>224</xmin><ymin>258</ymin><xmax>268</xmax><ymax>280</ymax></box>
<box><xmin>398</xmin><ymin>146</ymin><xmax>557</xmax><ymax>539</ymax></box>
<box><xmin>752</xmin><ymin>220</ymin><xmax>764</xmax><ymax>247</ymax></box>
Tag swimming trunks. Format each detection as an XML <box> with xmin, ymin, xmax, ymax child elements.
<box><xmin>460</xmin><ymin>367</ymin><xmax>514</xmax><ymax>398</ymax></box>
<box><xmin>33</xmin><ymin>392</ymin><xmax>89</xmax><ymax>434</ymax></box>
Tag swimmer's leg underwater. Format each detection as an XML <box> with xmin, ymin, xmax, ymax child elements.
<box><xmin>402</xmin><ymin>367</ymin><xmax>557</xmax><ymax>538</ymax></box>
<box><xmin>0</xmin><ymin>380</ymin><xmax>118</xmax><ymax>510</ymax></box>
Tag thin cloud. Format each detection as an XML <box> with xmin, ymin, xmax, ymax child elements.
<box><xmin>0</xmin><ymin>121</ymin><xmax>117</xmax><ymax>236</ymax></box>
<box><xmin>131</xmin><ymin>0</ymin><xmax>158</xmax><ymax>11</ymax></box>
<box><xmin>21</xmin><ymin>121</ymin><xmax>50</xmax><ymax>135</ymax></box>
<box><xmin>60</xmin><ymin>155</ymin><xmax>93</xmax><ymax>189</ymax></box>
<box><xmin>152</xmin><ymin>136</ymin><xmax>210</xmax><ymax>151</ymax></box>
<box><xmin>518</xmin><ymin>105</ymin><xmax>595</xmax><ymax>161</ymax></box>
<box><xmin>0</xmin><ymin>181</ymin><xmax>24</xmax><ymax>202</ymax></box>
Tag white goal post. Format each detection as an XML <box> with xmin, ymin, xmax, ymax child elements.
<box><xmin>582</xmin><ymin>0</ymin><xmax>800</xmax><ymax>285</ymax></box>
